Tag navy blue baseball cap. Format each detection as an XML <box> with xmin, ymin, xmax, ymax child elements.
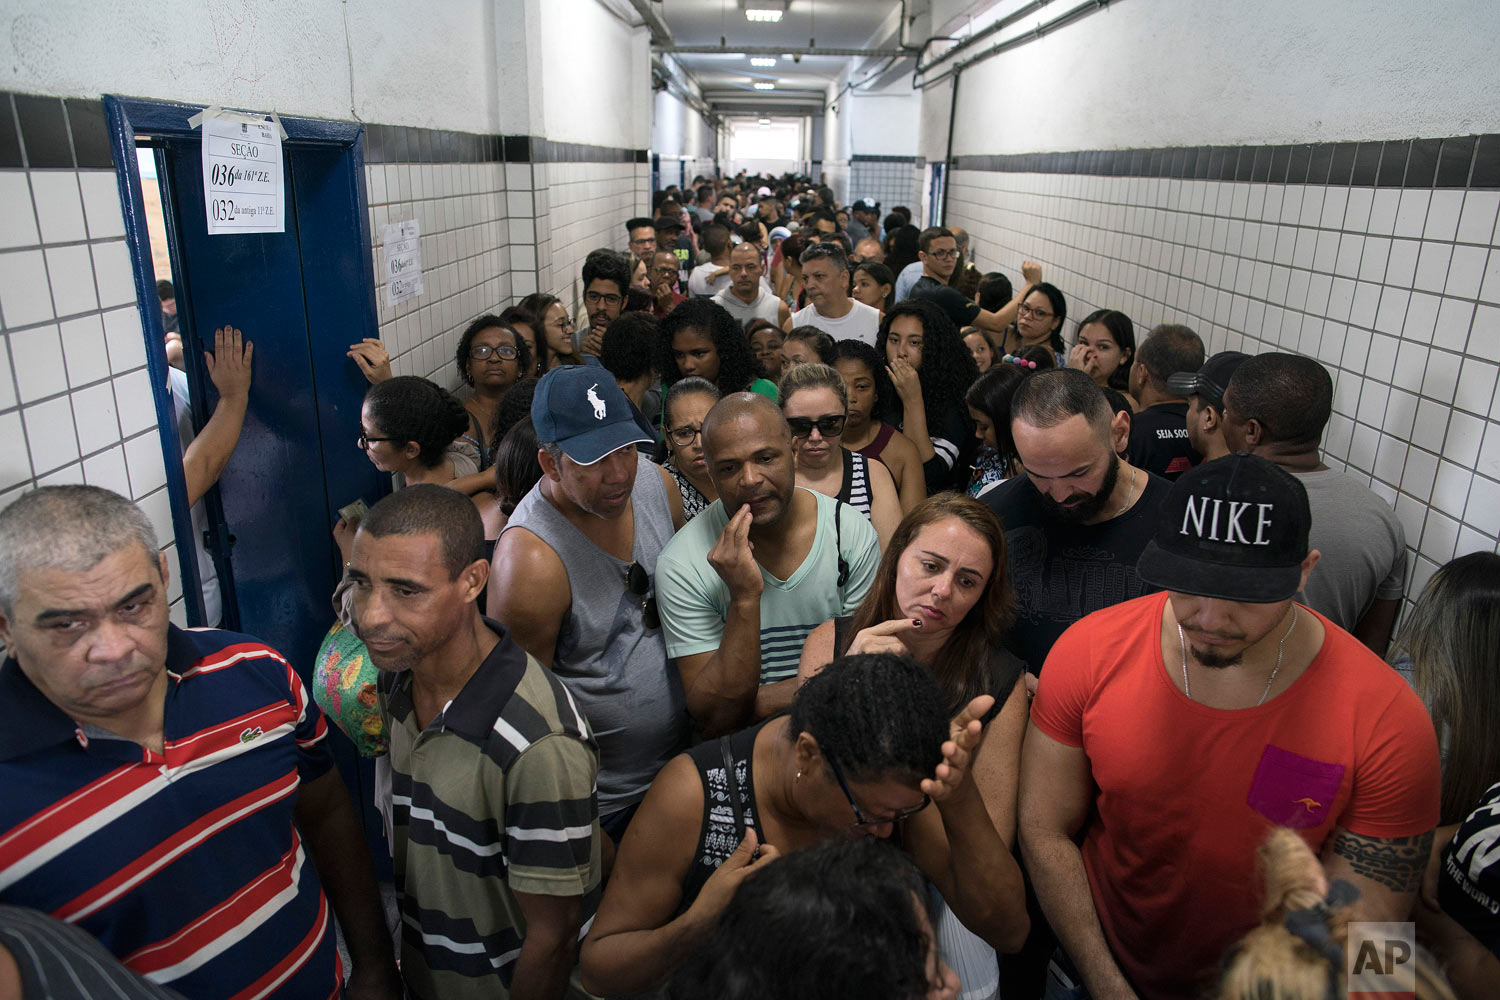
<box><xmin>531</xmin><ymin>366</ymin><xmax>655</xmax><ymax>465</ymax></box>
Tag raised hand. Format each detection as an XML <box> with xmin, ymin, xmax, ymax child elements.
<box><xmin>347</xmin><ymin>338</ymin><xmax>392</xmax><ymax>384</ymax></box>
<box><xmin>204</xmin><ymin>325</ymin><xmax>253</xmax><ymax>400</ymax></box>
<box><xmin>707</xmin><ymin>504</ymin><xmax>764</xmax><ymax>600</ymax></box>
<box><xmin>921</xmin><ymin>694</ymin><xmax>996</xmax><ymax>803</ymax></box>
<box><xmin>1021</xmin><ymin>260</ymin><xmax>1043</xmax><ymax>287</ymax></box>
<box><xmin>848</xmin><ymin>618</ymin><xmax>924</xmax><ymax>657</ymax></box>
<box><xmin>887</xmin><ymin>358</ymin><xmax>923</xmax><ymax>406</ymax></box>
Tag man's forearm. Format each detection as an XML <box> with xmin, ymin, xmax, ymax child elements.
<box><xmin>295</xmin><ymin>776</ymin><xmax>398</xmax><ymax>979</ymax></box>
<box><xmin>1021</xmin><ymin>829</ymin><xmax>1136</xmax><ymax>1000</ymax></box>
<box><xmin>510</xmin><ymin>935</ymin><xmax>576</xmax><ymax>1000</ymax></box>
<box><xmin>685</xmin><ymin>597</ymin><xmax>761</xmax><ymax>736</ymax></box>
<box><xmin>752</xmin><ymin>677</ymin><xmax>798</xmax><ymax>720</ymax></box>
<box><xmin>931</xmin><ymin>781</ymin><xmax>1028</xmax><ymax>952</ymax></box>
<box><xmin>182</xmin><ymin>393</ymin><xmax>248</xmax><ymax>506</ymax></box>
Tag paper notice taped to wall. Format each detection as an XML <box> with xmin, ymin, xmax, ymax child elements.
<box><xmin>199</xmin><ymin>113</ymin><xmax>285</xmax><ymax>235</ymax></box>
<box><xmin>383</xmin><ymin>220</ymin><xmax>424</xmax><ymax>306</ymax></box>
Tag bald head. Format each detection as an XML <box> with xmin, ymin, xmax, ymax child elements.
<box><xmin>949</xmin><ymin>226</ymin><xmax>969</xmax><ymax>252</ymax></box>
<box><xmin>854</xmin><ymin>237</ymin><xmax>884</xmax><ymax>263</ymax></box>
<box><xmin>702</xmin><ymin>392</ymin><xmax>797</xmax><ymax>526</ymax></box>
<box><xmin>703</xmin><ymin>392</ymin><xmax>789</xmax><ymax>457</ymax></box>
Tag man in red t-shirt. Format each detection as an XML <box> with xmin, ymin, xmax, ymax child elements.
<box><xmin>1019</xmin><ymin>453</ymin><xmax>1439</xmax><ymax>1000</ymax></box>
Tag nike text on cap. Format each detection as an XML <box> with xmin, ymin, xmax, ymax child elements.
<box><xmin>1165</xmin><ymin>350</ymin><xmax>1251</xmax><ymax>407</ymax></box>
<box><xmin>1136</xmin><ymin>452</ymin><xmax>1311</xmax><ymax>603</ymax></box>
<box><xmin>531</xmin><ymin>365</ymin><xmax>655</xmax><ymax>466</ymax></box>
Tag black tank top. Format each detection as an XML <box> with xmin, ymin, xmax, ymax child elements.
<box><xmin>681</xmin><ymin>720</ymin><xmax>770</xmax><ymax>909</ymax></box>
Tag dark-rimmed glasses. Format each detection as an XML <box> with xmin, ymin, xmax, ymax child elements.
<box><xmin>925</xmin><ymin>248</ymin><xmax>959</xmax><ymax>260</ymax></box>
<box><xmin>666</xmin><ymin>424</ymin><xmax>702</xmax><ymax>448</ymax></box>
<box><xmin>825</xmin><ymin>755</ymin><xmax>930</xmax><ymax>830</ymax></box>
<box><xmin>357</xmin><ymin>434</ymin><xmax>398</xmax><ymax>450</ymax></box>
<box><xmin>786</xmin><ymin>414</ymin><xmax>847</xmax><ymax>439</ymax></box>
<box><xmin>585</xmin><ymin>290</ymin><xmax>624</xmax><ymax>308</ymax></box>
<box><xmin>1018</xmin><ymin>302</ymin><xmax>1053</xmax><ymax>320</ymax></box>
<box><xmin>469</xmin><ymin>344</ymin><xmax>519</xmax><ymax>361</ymax></box>
<box><xmin>626</xmin><ymin>561</ymin><xmax>660</xmax><ymax>630</ymax></box>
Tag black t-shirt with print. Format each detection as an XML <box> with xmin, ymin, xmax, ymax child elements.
<box><xmin>1438</xmin><ymin>779</ymin><xmax>1500</xmax><ymax>960</ymax></box>
<box><xmin>982</xmin><ymin>471</ymin><xmax>1171</xmax><ymax>674</ymax></box>
<box><xmin>1127</xmin><ymin>402</ymin><xmax>1201</xmax><ymax>480</ymax></box>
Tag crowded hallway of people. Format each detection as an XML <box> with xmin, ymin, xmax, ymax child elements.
<box><xmin>1</xmin><ymin>1</ymin><xmax>1498</xmax><ymax>998</ymax></box>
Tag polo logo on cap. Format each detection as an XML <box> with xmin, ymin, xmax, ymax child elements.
<box><xmin>587</xmin><ymin>384</ymin><xmax>607</xmax><ymax>420</ymax></box>
<box><xmin>1181</xmin><ymin>496</ymin><xmax>1274</xmax><ymax>545</ymax></box>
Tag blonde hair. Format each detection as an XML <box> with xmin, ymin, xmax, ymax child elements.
<box><xmin>1218</xmin><ymin>829</ymin><xmax>1455</xmax><ymax>1000</ymax></box>
<box><xmin>777</xmin><ymin>362</ymin><xmax>847</xmax><ymax>409</ymax></box>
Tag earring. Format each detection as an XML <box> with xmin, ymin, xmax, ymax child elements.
<box><xmin>795</xmin><ymin>770</ymin><xmax>802</xmax><ymax>780</ymax></box>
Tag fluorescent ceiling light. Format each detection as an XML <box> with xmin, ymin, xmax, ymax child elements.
<box><xmin>750</xmin><ymin>57</ymin><xmax>777</xmax><ymax>67</ymax></box>
<box><xmin>753</xmin><ymin>82</ymin><xmax>775</xmax><ymax>90</ymax></box>
<box><xmin>759</xmin><ymin>118</ymin><xmax>771</xmax><ymax>125</ymax></box>
<box><xmin>743</xmin><ymin>0</ymin><xmax>787</xmax><ymax>23</ymax></box>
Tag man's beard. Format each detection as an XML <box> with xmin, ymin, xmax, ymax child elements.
<box><xmin>1038</xmin><ymin>455</ymin><xmax>1120</xmax><ymax>524</ymax></box>
<box><xmin>1188</xmin><ymin>644</ymin><xmax>1243</xmax><ymax>668</ymax></box>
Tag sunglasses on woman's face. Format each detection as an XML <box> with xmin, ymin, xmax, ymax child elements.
<box><xmin>786</xmin><ymin>414</ymin><xmax>847</xmax><ymax>439</ymax></box>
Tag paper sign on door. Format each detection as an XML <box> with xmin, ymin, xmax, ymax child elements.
<box><xmin>383</xmin><ymin>220</ymin><xmax>424</xmax><ymax>306</ymax></box>
<box><xmin>200</xmin><ymin>114</ymin><xmax>285</xmax><ymax>235</ymax></box>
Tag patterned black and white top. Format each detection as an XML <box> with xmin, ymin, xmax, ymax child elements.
<box><xmin>681</xmin><ymin>720</ymin><xmax>769</xmax><ymax>909</ymax></box>
<box><xmin>663</xmin><ymin>459</ymin><xmax>712</xmax><ymax>522</ymax></box>
<box><xmin>834</xmin><ymin>448</ymin><xmax>873</xmax><ymax>519</ymax></box>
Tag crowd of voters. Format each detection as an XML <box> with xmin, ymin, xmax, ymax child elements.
<box><xmin>4</xmin><ymin>172</ymin><xmax>1500</xmax><ymax>1000</ymax></box>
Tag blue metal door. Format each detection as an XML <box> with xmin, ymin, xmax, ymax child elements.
<box><xmin>154</xmin><ymin>128</ymin><xmax>385</xmax><ymax>669</ymax></box>
<box><xmin>107</xmin><ymin>98</ymin><xmax>389</xmax><ymax>860</ymax></box>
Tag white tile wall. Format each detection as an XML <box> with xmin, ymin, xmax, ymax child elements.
<box><xmin>365</xmin><ymin>160</ymin><xmax>510</xmax><ymax>390</ymax></box>
<box><xmin>535</xmin><ymin>160</ymin><xmax>650</xmax><ymax>311</ymax></box>
<box><xmin>948</xmin><ymin>167</ymin><xmax>1500</xmax><ymax>608</ymax></box>
<box><xmin>0</xmin><ymin>154</ymin><xmax>188</xmax><ymax>625</ymax></box>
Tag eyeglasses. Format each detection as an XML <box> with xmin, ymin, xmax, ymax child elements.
<box><xmin>357</xmin><ymin>434</ymin><xmax>399</xmax><ymax>450</ymax></box>
<box><xmin>786</xmin><ymin>414</ymin><xmax>846</xmax><ymax>439</ymax></box>
<box><xmin>651</xmin><ymin>266</ymin><xmax>679</xmax><ymax>277</ymax></box>
<box><xmin>925</xmin><ymin>248</ymin><xmax>959</xmax><ymax>260</ymax></box>
<box><xmin>1018</xmin><ymin>303</ymin><xmax>1053</xmax><ymax>320</ymax></box>
<box><xmin>825</xmin><ymin>755</ymin><xmax>930</xmax><ymax>830</ymax></box>
<box><xmin>666</xmin><ymin>424</ymin><xmax>702</xmax><ymax>447</ymax></box>
<box><xmin>585</xmin><ymin>290</ymin><xmax>624</xmax><ymax>307</ymax></box>
<box><xmin>548</xmin><ymin>316</ymin><xmax>575</xmax><ymax>331</ymax></box>
<box><xmin>626</xmin><ymin>561</ymin><xmax>660</xmax><ymax>630</ymax></box>
<box><xmin>469</xmin><ymin>344</ymin><xmax>519</xmax><ymax>361</ymax></box>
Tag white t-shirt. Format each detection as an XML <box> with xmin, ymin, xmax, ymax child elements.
<box><xmin>688</xmin><ymin>261</ymin><xmax>731</xmax><ymax>297</ymax></box>
<box><xmin>713</xmin><ymin>285</ymin><xmax>783</xmax><ymax>329</ymax></box>
<box><xmin>790</xmin><ymin>298</ymin><xmax>881</xmax><ymax>346</ymax></box>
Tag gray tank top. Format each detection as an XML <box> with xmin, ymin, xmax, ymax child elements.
<box><xmin>501</xmin><ymin>453</ymin><xmax>689</xmax><ymax>814</ymax></box>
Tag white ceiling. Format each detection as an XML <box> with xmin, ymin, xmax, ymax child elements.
<box><xmin>652</xmin><ymin>0</ymin><xmax>907</xmax><ymax>109</ymax></box>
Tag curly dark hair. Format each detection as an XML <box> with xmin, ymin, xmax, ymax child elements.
<box><xmin>600</xmin><ymin>311</ymin><xmax>659</xmax><ymax>384</ymax></box>
<box><xmin>667</xmin><ymin>839</ymin><xmax>934</xmax><ymax>1000</ymax></box>
<box><xmin>789</xmin><ymin>652</ymin><xmax>946</xmax><ymax>786</ymax></box>
<box><xmin>492</xmin><ymin>377</ymin><xmax>539</xmax><ymax>444</ymax></box>
<box><xmin>455</xmin><ymin>315</ymin><xmax>530</xmax><ymax>387</ymax></box>
<box><xmin>876</xmin><ymin>299</ymin><xmax>981</xmax><ymax>440</ymax></box>
<box><xmin>830</xmin><ymin>339</ymin><xmax>897</xmax><ymax>425</ymax></box>
<box><xmin>656</xmin><ymin>298</ymin><xmax>766</xmax><ymax>395</ymax></box>
<box><xmin>363</xmin><ymin>376</ymin><xmax>469</xmax><ymax>469</ymax></box>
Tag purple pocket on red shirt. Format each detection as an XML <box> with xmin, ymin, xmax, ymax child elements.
<box><xmin>1246</xmin><ymin>745</ymin><xmax>1345</xmax><ymax>828</ymax></box>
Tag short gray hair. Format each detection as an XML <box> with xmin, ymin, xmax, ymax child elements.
<box><xmin>0</xmin><ymin>486</ymin><xmax>159</xmax><ymax>614</ymax></box>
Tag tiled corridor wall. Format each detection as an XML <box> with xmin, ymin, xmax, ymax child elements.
<box><xmin>364</xmin><ymin>150</ymin><xmax>512</xmax><ymax>391</ymax></box>
<box><xmin>948</xmin><ymin>137</ymin><xmax>1500</xmax><ymax>601</ymax></box>
<box><xmin>531</xmin><ymin>157</ymin><xmax>651</xmax><ymax>309</ymax></box>
<box><xmin>849</xmin><ymin>156</ymin><xmax>923</xmax><ymax>222</ymax></box>
<box><xmin>0</xmin><ymin>93</ymin><xmax>188</xmax><ymax>621</ymax></box>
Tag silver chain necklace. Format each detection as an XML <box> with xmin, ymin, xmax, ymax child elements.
<box><xmin>1104</xmin><ymin>467</ymin><xmax>1138</xmax><ymax>520</ymax></box>
<box><xmin>1179</xmin><ymin>605</ymin><xmax>1299</xmax><ymax>706</ymax></box>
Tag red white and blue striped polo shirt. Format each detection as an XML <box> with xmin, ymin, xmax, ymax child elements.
<box><xmin>0</xmin><ymin>625</ymin><xmax>343</xmax><ymax>1000</ymax></box>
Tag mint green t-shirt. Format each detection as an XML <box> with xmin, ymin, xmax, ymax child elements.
<box><xmin>655</xmin><ymin>489</ymin><xmax>880</xmax><ymax>683</ymax></box>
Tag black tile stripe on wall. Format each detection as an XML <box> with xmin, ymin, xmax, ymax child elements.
<box><xmin>0</xmin><ymin>91</ymin><xmax>645</xmax><ymax>170</ymax></box>
<box><xmin>3</xmin><ymin>92</ymin><xmax>115</xmax><ymax>169</ymax></box>
<box><xmin>951</xmin><ymin>135</ymin><xmax>1500</xmax><ymax>190</ymax></box>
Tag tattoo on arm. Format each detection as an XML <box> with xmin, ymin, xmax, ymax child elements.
<box><xmin>1329</xmin><ymin>829</ymin><xmax>1433</xmax><ymax>893</ymax></box>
